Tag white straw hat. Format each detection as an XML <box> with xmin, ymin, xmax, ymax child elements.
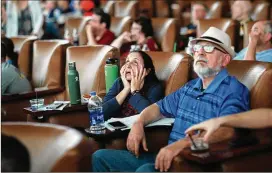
<box><xmin>190</xmin><ymin>27</ymin><xmax>236</xmax><ymax>58</ymax></box>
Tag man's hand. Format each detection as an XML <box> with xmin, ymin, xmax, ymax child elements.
<box><xmin>249</xmin><ymin>27</ymin><xmax>261</xmax><ymax>45</ymax></box>
<box><xmin>155</xmin><ymin>141</ymin><xmax>186</xmax><ymax>172</ymax></box>
<box><xmin>126</xmin><ymin>121</ymin><xmax>148</xmax><ymax>158</ymax></box>
<box><xmin>130</xmin><ymin>64</ymin><xmax>146</xmax><ymax>93</ymax></box>
<box><xmin>185</xmin><ymin>118</ymin><xmax>222</xmax><ymax>142</ymax></box>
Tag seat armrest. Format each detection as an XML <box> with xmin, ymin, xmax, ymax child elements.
<box><xmin>2</xmin><ymin>87</ymin><xmax>65</xmax><ymax>103</ymax></box>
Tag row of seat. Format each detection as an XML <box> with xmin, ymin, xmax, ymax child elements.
<box><xmin>2</xmin><ymin>51</ymin><xmax>272</xmax><ymax>172</ymax></box>
<box><xmin>65</xmin><ymin>16</ymin><xmax>270</xmax><ymax>53</ymax></box>
<box><xmin>100</xmin><ymin>0</ymin><xmax>271</xmax><ymax>24</ymax></box>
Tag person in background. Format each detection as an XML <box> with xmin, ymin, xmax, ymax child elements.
<box><xmin>1</xmin><ymin>134</ymin><xmax>31</xmax><ymax>172</ymax></box>
<box><xmin>1</xmin><ymin>42</ymin><xmax>32</xmax><ymax>95</ymax></box>
<box><xmin>231</xmin><ymin>0</ymin><xmax>253</xmax><ymax>37</ymax></box>
<box><xmin>52</xmin><ymin>0</ymin><xmax>78</xmax><ymax>28</ymax></box>
<box><xmin>186</xmin><ymin>108</ymin><xmax>272</xmax><ymax>142</ymax></box>
<box><xmin>92</xmin><ymin>27</ymin><xmax>250</xmax><ymax>172</ymax></box>
<box><xmin>179</xmin><ymin>2</ymin><xmax>208</xmax><ymax>50</ymax></box>
<box><xmin>80</xmin><ymin>0</ymin><xmax>94</xmax><ymax>16</ymax></box>
<box><xmin>5</xmin><ymin>0</ymin><xmax>44</xmax><ymax>38</ymax></box>
<box><xmin>103</xmin><ymin>51</ymin><xmax>164</xmax><ymax>120</ymax></box>
<box><xmin>42</xmin><ymin>0</ymin><xmax>61</xmax><ymax>39</ymax></box>
<box><xmin>85</xmin><ymin>8</ymin><xmax>115</xmax><ymax>46</ymax></box>
<box><xmin>1</xmin><ymin>37</ymin><xmax>19</xmax><ymax>68</ymax></box>
<box><xmin>234</xmin><ymin>20</ymin><xmax>272</xmax><ymax>62</ymax></box>
<box><xmin>111</xmin><ymin>16</ymin><xmax>159</xmax><ymax>59</ymax></box>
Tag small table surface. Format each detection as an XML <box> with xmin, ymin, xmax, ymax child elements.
<box><xmin>23</xmin><ymin>103</ymin><xmax>88</xmax><ymax>117</ymax></box>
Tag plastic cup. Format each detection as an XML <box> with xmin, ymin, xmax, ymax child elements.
<box><xmin>190</xmin><ymin>138</ymin><xmax>209</xmax><ymax>153</ymax></box>
<box><xmin>30</xmin><ymin>98</ymin><xmax>44</xmax><ymax>111</ymax></box>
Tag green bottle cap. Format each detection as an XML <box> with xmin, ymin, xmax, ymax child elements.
<box><xmin>69</xmin><ymin>61</ymin><xmax>76</xmax><ymax>70</ymax></box>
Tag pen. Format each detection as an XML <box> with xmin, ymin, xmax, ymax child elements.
<box><xmin>188</xmin><ymin>134</ymin><xmax>198</xmax><ymax>149</ymax></box>
<box><xmin>56</xmin><ymin>103</ymin><xmax>64</xmax><ymax>109</ymax></box>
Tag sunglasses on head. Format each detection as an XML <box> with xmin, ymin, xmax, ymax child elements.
<box><xmin>193</xmin><ymin>44</ymin><xmax>226</xmax><ymax>54</ymax></box>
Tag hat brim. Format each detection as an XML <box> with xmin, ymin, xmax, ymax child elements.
<box><xmin>190</xmin><ymin>38</ymin><xmax>236</xmax><ymax>58</ymax></box>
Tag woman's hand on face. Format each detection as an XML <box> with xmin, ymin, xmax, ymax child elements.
<box><xmin>131</xmin><ymin>64</ymin><xmax>147</xmax><ymax>93</ymax></box>
<box><xmin>120</xmin><ymin>64</ymin><xmax>131</xmax><ymax>91</ymax></box>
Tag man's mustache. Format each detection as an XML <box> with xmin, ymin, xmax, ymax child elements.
<box><xmin>194</xmin><ymin>56</ymin><xmax>208</xmax><ymax>63</ymax></box>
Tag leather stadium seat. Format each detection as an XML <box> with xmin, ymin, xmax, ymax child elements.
<box><xmin>64</xmin><ymin>16</ymin><xmax>92</xmax><ymax>46</ymax></box>
<box><xmin>110</xmin><ymin>16</ymin><xmax>132</xmax><ymax>37</ymax></box>
<box><xmin>40</xmin><ymin>45</ymin><xmax>119</xmax><ymax>128</ymax></box>
<box><xmin>251</xmin><ymin>1</ymin><xmax>270</xmax><ymax>21</ymax></box>
<box><xmin>2</xmin><ymin>122</ymin><xmax>93</xmax><ymax>172</ymax></box>
<box><xmin>10</xmin><ymin>36</ymin><xmax>38</xmax><ymax>80</ymax></box>
<box><xmin>101</xmin><ymin>0</ymin><xmax>115</xmax><ymax>16</ymax></box>
<box><xmin>152</xmin><ymin>18</ymin><xmax>177</xmax><ymax>52</ymax></box>
<box><xmin>62</xmin><ymin>45</ymin><xmax>119</xmax><ymax>99</ymax></box>
<box><xmin>147</xmin><ymin>51</ymin><xmax>193</xmax><ymax>95</ymax></box>
<box><xmin>1</xmin><ymin>40</ymin><xmax>70</xmax><ymax>122</ymax></box>
<box><xmin>197</xmin><ymin>18</ymin><xmax>240</xmax><ymax>52</ymax></box>
<box><xmin>227</xmin><ymin>60</ymin><xmax>272</xmax><ymax>108</ymax></box>
<box><xmin>114</xmin><ymin>1</ymin><xmax>139</xmax><ymax>19</ymax></box>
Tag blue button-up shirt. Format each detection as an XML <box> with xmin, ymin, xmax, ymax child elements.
<box><xmin>156</xmin><ymin>69</ymin><xmax>250</xmax><ymax>144</ymax></box>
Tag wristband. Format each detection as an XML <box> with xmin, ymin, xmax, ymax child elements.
<box><xmin>131</xmin><ymin>90</ymin><xmax>140</xmax><ymax>96</ymax></box>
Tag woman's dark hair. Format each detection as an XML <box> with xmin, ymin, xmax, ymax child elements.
<box><xmin>1</xmin><ymin>37</ymin><xmax>19</xmax><ymax>68</ymax></box>
<box><xmin>133</xmin><ymin>17</ymin><xmax>154</xmax><ymax>37</ymax></box>
<box><xmin>130</xmin><ymin>50</ymin><xmax>159</xmax><ymax>83</ymax></box>
<box><xmin>1</xmin><ymin>42</ymin><xmax>7</xmax><ymax>59</ymax></box>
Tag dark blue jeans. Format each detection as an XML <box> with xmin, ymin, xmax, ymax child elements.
<box><xmin>92</xmin><ymin>149</ymin><xmax>158</xmax><ymax>172</ymax></box>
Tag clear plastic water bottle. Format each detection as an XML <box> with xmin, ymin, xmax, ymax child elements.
<box><xmin>88</xmin><ymin>91</ymin><xmax>105</xmax><ymax>134</ymax></box>
<box><xmin>72</xmin><ymin>28</ymin><xmax>79</xmax><ymax>46</ymax></box>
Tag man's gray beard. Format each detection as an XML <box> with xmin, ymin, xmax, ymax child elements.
<box><xmin>193</xmin><ymin>59</ymin><xmax>222</xmax><ymax>79</ymax></box>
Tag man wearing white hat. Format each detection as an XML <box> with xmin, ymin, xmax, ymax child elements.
<box><xmin>92</xmin><ymin>27</ymin><xmax>250</xmax><ymax>172</ymax></box>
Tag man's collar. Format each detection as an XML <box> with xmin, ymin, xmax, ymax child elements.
<box><xmin>193</xmin><ymin>68</ymin><xmax>229</xmax><ymax>93</ymax></box>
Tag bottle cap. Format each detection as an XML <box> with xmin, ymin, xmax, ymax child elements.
<box><xmin>68</xmin><ymin>61</ymin><xmax>76</xmax><ymax>70</ymax></box>
<box><xmin>89</xmin><ymin>91</ymin><xmax>96</xmax><ymax>96</ymax></box>
<box><xmin>106</xmin><ymin>58</ymin><xmax>118</xmax><ymax>64</ymax></box>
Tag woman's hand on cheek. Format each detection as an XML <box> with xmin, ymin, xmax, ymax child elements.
<box><xmin>120</xmin><ymin>64</ymin><xmax>130</xmax><ymax>91</ymax></box>
<box><xmin>131</xmin><ymin>65</ymin><xmax>145</xmax><ymax>93</ymax></box>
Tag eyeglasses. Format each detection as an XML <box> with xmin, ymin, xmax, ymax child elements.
<box><xmin>192</xmin><ymin>44</ymin><xmax>226</xmax><ymax>53</ymax></box>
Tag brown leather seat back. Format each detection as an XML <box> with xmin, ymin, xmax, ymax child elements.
<box><xmin>197</xmin><ymin>19</ymin><xmax>239</xmax><ymax>51</ymax></box>
<box><xmin>32</xmin><ymin>40</ymin><xmax>70</xmax><ymax>89</ymax></box>
<box><xmin>110</xmin><ymin>16</ymin><xmax>132</xmax><ymax>37</ymax></box>
<box><xmin>151</xmin><ymin>18</ymin><xmax>177</xmax><ymax>52</ymax></box>
<box><xmin>146</xmin><ymin>51</ymin><xmax>193</xmax><ymax>95</ymax></box>
<box><xmin>2</xmin><ymin>122</ymin><xmax>91</xmax><ymax>172</ymax></box>
<box><xmin>114</xmin><ymin>1</ymin><xmax>139</xmax><ymax>19</ymax></box>
<box><xmin>251</xmin><ymin>1</ymin><xmax>270</xmax><ymax>21</ymax></box>
<box><xmin>10</xmin><ymin>36</ymin><xmax>38</xmax><ymax>80</ymax></box>
<box><xmin>101</xmin><ymin>0</ymin><xmax>115</xmax><ymax>16</ymax></box>
<box><xmin>65</xmin><ymin>45</ymin><xmax>119</xmax><ymax>98</ymax></box>
<box><xmin>65</xmin><ymin>16</ymin><xmax>92</xmax><ymax>45</ymax></box>
<box><xmin>226</xmin><ymin>60</ymin><xmax>272</xmax><ymax>108</ymax></box>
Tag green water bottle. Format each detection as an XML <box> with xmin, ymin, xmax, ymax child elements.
<box><xmin>68</xmin><ymin>61</ymin><xmax>81</xmax><ymax>104</ymax></box>
<box><xmin>105</xmin><ymin>58</ymin><xmax>119</xmax><ymax>93</ymax></box>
